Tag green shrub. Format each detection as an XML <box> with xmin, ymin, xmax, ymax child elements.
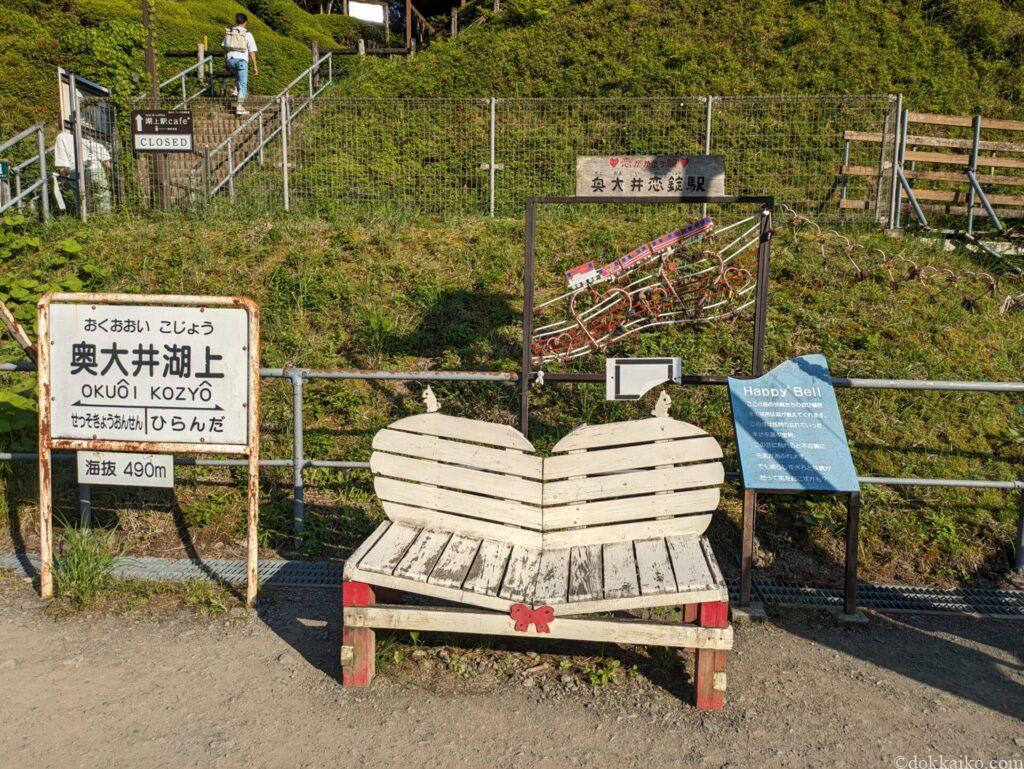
<box><xmin>54</xmin><ymin>528</ymin><xmax>118</xmax><ymax>607</ymax></box>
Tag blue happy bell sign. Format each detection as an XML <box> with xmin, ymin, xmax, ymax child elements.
<box><xmin>728</xmin><ymin>354</ymin><xmax>860</xmax><ymax>494</ymax></box>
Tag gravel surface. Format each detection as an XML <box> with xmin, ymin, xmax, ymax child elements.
<box><xmin>0</xmin><ymin>577</ymin><xmax>1021</xmax><ymax>769</ymax></box>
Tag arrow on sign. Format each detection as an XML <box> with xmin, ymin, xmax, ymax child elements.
<box><xmin>135</xmin><ymin>113</ymin><xmax>143</xmax><ymax>132</ymax></box>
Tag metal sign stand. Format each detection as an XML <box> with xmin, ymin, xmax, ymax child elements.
<box><xmin>740</xmin><ymin>488</ymin><xmax>863</xmax><ymax>617</ymax></box>
<box><xmin>520</xmin><ymin>194</ymin><xmax>774</xmax><ymax>435</ymax></box>
<box><xmin>36</xmin><ymin>293</ymin><xmax>262</xmax><ymax>606</ymax></box>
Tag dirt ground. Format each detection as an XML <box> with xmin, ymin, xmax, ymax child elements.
<box><xmin>0</xmin><ymin>576</ymin><xmax>1021</xmax><ymax>769</ymax></box>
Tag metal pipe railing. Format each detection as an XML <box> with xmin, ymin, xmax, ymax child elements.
<box><xmin>0</xmin><ymin>123</ymin><xmax>49</xmax><ymax>221</ymax></box>
<box><xmin>203</xmin><ymin>52</ymin><xmax>333</xmax><ymax>201</ymax></box>
<box><xmin>1</xmin><ymin>358</ymin><xmax>1021</xmax><ymax>572</ymax></box>
<box><xmin>160</xmin><ymin>55</ymin><xmax>215</xmax><ymax>110</ymax></box>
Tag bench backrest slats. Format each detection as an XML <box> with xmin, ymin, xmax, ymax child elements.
<box><xmin>543</xmin><ymin>462</ymin><xmax>724</xmax><ymax>505</ymax></box>
<box><xmin>370</xmin><ymin>414</ymin><xmax>724</xmax><ymax>549</ymax></box>
<box><xmin>371</xmin><ymin>415</ymin><xmax>545</xmax><ymax>547</ymax></box>
<box><xmin>543</xmin><ymin>436</ymin><xmax>722</xmax><ymax>480</ymax></box>
<box><xmin>385</xmin><ymin>412</ymin><xmax>535</xmax><ymax>451</ymax></box>
<box><xmin>552</xmin><ymin>418</ymin><xmax>709</xmax><ymax>451</ymax></box>
<box><xmin>371</xmin><ymin>451</ymin><xmax>543</xmax><ymax>505</ymax></box>
<box><xmin>373</xmin><ymin>427</ymin><xmax>543</xmax><ymax>478</ymax></box>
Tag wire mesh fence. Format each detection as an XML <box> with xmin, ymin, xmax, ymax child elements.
<box><xmin>66</xmin><ymin>93</ymin><xmax>899</xmax><ymax>224</ymax></box>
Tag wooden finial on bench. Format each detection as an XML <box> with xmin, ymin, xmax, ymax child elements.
<box><xmin>422</xmin><ymin>385</ymin><xmax>440</xmax><ymax>413</ymax></box>
<box><xmin>651</xmin><ymin>390</ymin><xmax>671</xmax><ymax>418</ymax></box>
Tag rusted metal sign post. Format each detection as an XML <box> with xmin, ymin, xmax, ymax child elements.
<box><xmin>36</xmin><ymin>293</ymin><xmax>261</xmax><ymax>605</ymax></box>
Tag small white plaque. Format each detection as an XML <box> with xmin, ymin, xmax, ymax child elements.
<box><xmin>77</xmin><ymin>451</ymin><xmax>174</xmax><ymax>488</ymax></box>
<box><xmin>606</xmin><ymin>357</ymin><xmax>682</xmax><ymax>400</ymax></box>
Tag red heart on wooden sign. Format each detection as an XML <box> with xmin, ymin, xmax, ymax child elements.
<box><xmin>609</xmin><ymin>158</ymin><xmax>620</xmax><ymax>168</ymax></box>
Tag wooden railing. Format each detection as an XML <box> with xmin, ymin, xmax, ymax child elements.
<box><xmin>841</xmin><ymin>110</ymin><xmax>1024</xmax><ymax>228</ymax></box>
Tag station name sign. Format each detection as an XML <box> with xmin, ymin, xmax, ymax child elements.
<box><xmin>728</xmin><ymin>354</ymin><xmax>860</xmax><ymax>493</ymax></box>
<box><xmin>46</xmin><ymin>301</ymin><xmax>252</xmax><ymax>446</ymax></box>
<box><xmin>576</xmin><ymin>154</ymin><xmax>725</xmax><ymax>199</ymax></box>
<box><xmin>131</xmin><ymin>110</ymin><xmax>194</xmax><ymax>153</ymax></box>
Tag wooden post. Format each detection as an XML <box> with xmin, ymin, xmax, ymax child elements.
<box><xmin>739</xmin><ymin>488</ymin><xmax>756</xmax><ymax>606</ymax></box>
<box><xmin>142</xmin><ymin>0</ymin><xmax>159</xmax><ymax>101</ymax></box>
<box><xmin>694</xmin><ymin>600</ymin><xmax>727</xmax><ymax>710</ymax></box>
<box><xmin>405</xmin><ymin>0</ymin><xmax>412</xmax><ymax>52</ymax></box>
<box><xmin>451</xmin><ymin>6</ymin><xmax>458</xmax><ymax>37</ymax></box>
<box><xmin>141</xmin><ymin>0</ymin><xmax>167</xmax><ymax>210</ymax></box>
<box><xmin>843</xmin><ymin>492</ymin><xmax>862</xmax><ymax>615</ymax></box>
<box><xmin>493</xmin><ymin>0</ymin><xmax>499</xmax><ymax>10</ymax></box>
<box><xmin>197</xmin><ymin>42</ymin><xmax>206</xmax><ymax>82</ymax></box>
<box><xmin>342</xmin><ymin>581</ymin><xmax>376</xmax><ymax>686</ymax></box>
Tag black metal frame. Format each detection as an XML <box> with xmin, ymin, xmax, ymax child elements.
<box><xmin>517</xmin><ymin>194</ymin><xmax>869</xmax><ymax>616</ymax></box>
<box><xmin>519</xmin><ymin>194</ymin><xmax>775</xmax><ymax>434</ymax></box>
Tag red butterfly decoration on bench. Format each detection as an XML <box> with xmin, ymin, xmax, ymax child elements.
<box><xmin>509</xmin><ymin>604</ymin><xmax>555</xmax><ymax>633</ymax></box>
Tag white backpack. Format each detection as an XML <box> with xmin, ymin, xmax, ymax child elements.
<box><xmin>224</xmin><ymin>26</ymin><xmax>248</xmax><ymax>53</ymax></box>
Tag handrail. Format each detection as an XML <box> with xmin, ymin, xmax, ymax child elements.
<box><xmin>0</xmin><ymin>123</ymin><xmax>49</xmax><ymax>221</ymax></box>
<box><xmin>160</xmin><ymin>55</ymin><xmax>215</xmax><ymax>110</ymax></box>
<box><xmin>0</xmin><ymin>123</ymin><xmax>44</xmax><ymax>155</ymax></box>
<box><xmin>200</xmin><ymin>52</ymin><xmax>334</xmax><ymax>199</ymax></box>
<box><xmin>208</xmin><ymin>52</ymin><xmax>333</xmax><ymax>159</ymax></box>
<box><xmin>158</xmin><ymin>56</ymin><xmax>211</xmax><ymax>91</ymax></box>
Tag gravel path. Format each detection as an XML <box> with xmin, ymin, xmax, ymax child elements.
<box><xmin>0</xmin><ymin>578</ymin><xmax>1021</xmax><ymax>769</ymax></box>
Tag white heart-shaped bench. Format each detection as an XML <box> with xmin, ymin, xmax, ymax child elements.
<box><xmin>370</xmin><ymin>412</ymin><xmax>723</xmax><ymax>546</ymax></box>
<box><xmin>346</xmin><ymin>412</ymin><xmax>727</xmax><ymax>614</ymax></box>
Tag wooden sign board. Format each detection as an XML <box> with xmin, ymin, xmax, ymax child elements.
<box><xmin>47</xmin><ymin>302</ymin><xmax>250</xmax><ymax>447</ymax></box>
<box><xmin>576</xmin><ymin>155</ymin><xmax>725</xmax><ymax>199</ymax></box>
<box><xmin>728</xmin><ymin>354</ymin><xmax>860</xmax><ymax>493</ymax></box>
<box><xmin>37</xmin><ymin>294</ymin><xmax>261</xmax><ymax>605</ymax></box>
<box><xmin>131</xmin><ymin>110</ymin><xmax>194</xmax><ymax>153</ymax></box>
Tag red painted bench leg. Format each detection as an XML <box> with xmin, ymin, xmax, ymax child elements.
<box><xmin>342</xmin><ymin>580</ymin><xmax>376</xmax><ymax>687</ymax></box>
<box><xmin>682</xmin><ymin>602</ymin><xmax>699</xmax><ymax>652</ymax></box>
<box><xmin>694</xmin><ymin>600</ymin><xmax>729</xmax><ymax>711</ymax></box>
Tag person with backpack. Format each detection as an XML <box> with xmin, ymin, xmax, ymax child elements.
<box><xmin>222</xmin><ymin>13</ymin><xmax>258</xmax><ymax>116</ymax></box>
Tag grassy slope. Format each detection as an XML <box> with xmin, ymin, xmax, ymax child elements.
<box><xmin>1</xmin><ymin>211</ymin><xmax>1022</xmax><ymax>587</ymax></box>
<box><xmin>0</xmin><ymin>0</ymin><xmax>371</xmax><ymax>134</ymax></box>
<box><xmin>340</xmin><ymin>0</ymin><xmax>1024</xmax><ymax>113</ymax></box>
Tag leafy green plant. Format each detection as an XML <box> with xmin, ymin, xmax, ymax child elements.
<box><xmin>448</xmin><ymin>653</ymin><xmax>474</xmax><ymax>679</ymax></box>
<box><xmin>54</xmin><ymin>528</ymin><xmax>118</xmax><ymax>607</ymax></box>
<box><xmin>0</xmin><ymin>388</ymin><xmax>36</xmax><ymax>446</ymax></box>
<box><xmin>584</xmin><ymin>659</ymin><xmax>620</xmax><ymax>687</ymax></box>
<box><xmin>353</xmin><ymin>307</ymin><xmax>399</xmax><ymax>359</ymax></box>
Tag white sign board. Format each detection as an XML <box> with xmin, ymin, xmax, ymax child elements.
<box><xmin>348</xmin><ymin>0</ymin><xmax>386</xmax><ymax>24</ymax></box>
<box><xmin>606</xmin><ymin>357</ymin><xmax>681</xmax><ymax>400</ymax></box>
<box><xmin>77</xmin><ymin>451</ymin><xmax>174</xmax><ymax>488</ymax></box>
<box><xmin>49</xmin><ymin>303</ymin><xmax>251</xmax><ymax>445</ymax></box>
<box><xmin>131</xmin><ymin>110</ymin><xmax>194</xmax><ymax>153</ymax></box>
<box><xmin>576</xmin><ymin>155</ymin><xmax>725</xmax><ymax>198</ymax></box>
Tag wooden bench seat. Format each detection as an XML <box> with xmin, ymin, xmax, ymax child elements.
<box><xmin>342</xmin><ymin>396</ymin><xmax>734</xmax><ymax>710</ymax></box>
<box><xmin>346</xmin><ymin>520</ymin><xmax>728</xmax><ymax>616</ymax></box>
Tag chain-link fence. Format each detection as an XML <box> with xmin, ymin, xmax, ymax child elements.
<box><xmin>71</xmin><ymin>93</ymin><xmax>899</xmax><ymax>224</ymax></box>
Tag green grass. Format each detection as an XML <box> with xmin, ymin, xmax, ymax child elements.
<box><xmin>0</xmin><ymin>0</ymin><xmax>378</xmax><ymax>134</ymax></box>
<box><xmin>53</xmin><ymin>528</ymin><xmax>118</xmax><ymax>607</ymax></box>
<box><xmin>340</xmin><ymin>0</ymin><xmax>1024</xmax><ymax>115</ymax></box>
<box><xmin>1</xmin><ymin>209</ymin><xmax>1022</xmax><ymax>587</ymax></box>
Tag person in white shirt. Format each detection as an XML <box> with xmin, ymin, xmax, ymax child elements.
<box><xmin>222</xmin><ymin>13</ymin><xmax>258</xmax><ymax>116</ymax></box>
<box><xmin>53</xmin><ymin>129</ymin><xmax>112</xmax><ymax>215</ymax></box>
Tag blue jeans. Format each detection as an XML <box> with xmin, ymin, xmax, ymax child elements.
<box><xmin>227</xmin><ymin>57</ymin><xmax>249</xmax><ymax>99</ymax></box>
